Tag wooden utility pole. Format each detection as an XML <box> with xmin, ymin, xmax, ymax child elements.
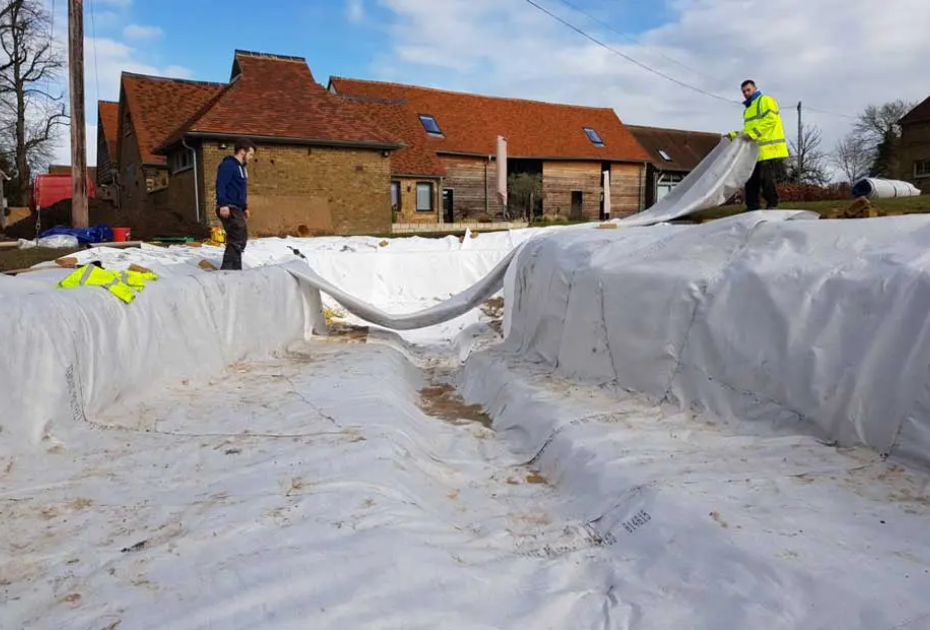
<box><xmin>68</xmin><ymin>0</ymin><xmax>88</xmax><ymax>228</ymax></box>
<box><xmin>796</xmin><ymin>101</ymin><xmax>803</xmax><ymax>183</ymax></box>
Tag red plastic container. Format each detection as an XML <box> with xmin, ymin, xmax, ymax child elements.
<box><xmin>112</xmin><ymin>227</ymin><xmax>131</xmax><ymax>242</ymax></box>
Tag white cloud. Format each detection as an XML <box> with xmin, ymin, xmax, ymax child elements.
<box><xmin>83</xmin><ymin>37</ymin><xmax>192</xmax><ymax>102</ymax></box>
<box><xmin>50</xmin><ymin>36</ymin><xmax>191</xmax><ymax>166</ymax></box>
<box><xmin>53</xmin><ymin>123</ymin><xmax>98</xmax><ymax>168</ymax></box>
<box><xmin>374</xmin><ymin>0</ymin><xmax>930</xmax><ymax>179</ymax></box>
<box><xmin>122</xmin><ymin>24</ymin><xmax>163</xmax><ymax>40</ymax></box>
<box><xmin>347</xmin><ymin>0</ymin><xmax>365</xmax><ymax>22</ymax></box>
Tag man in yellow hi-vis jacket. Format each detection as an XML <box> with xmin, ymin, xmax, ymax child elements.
<box><xmin>728</xmin><ymin>80</ymin><xmax>789</xmax><ymax>211</ymax></box>
<box><xmin>58</xmin><ymin>264</ymin><xmax>159</xmax><ymax>304</ymax></box>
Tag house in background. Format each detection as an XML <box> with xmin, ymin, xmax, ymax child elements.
<box><xmin>329</xmin><ymin>78</ymin><xmax>651</xmax><ymax>223</ymax></box>
<box><xmin>899</xmin><ymin>96</ymin><xmax>930</xmax><ymax>188</ymax></box>
<box><xmin>114</xmin><ymin>72</ymin><xmax>227</xmax><ymax>215</ymax></box>
<box><xmin>627</xmin><ymin>125</ymin><xmax>721</xmax><ymax>208</ymax></box>
<box><xmin>106</xmin><ymin>50</ymin><xmax>401</xmax><ymax>236</ymax></box>
<box><xmin>320</xmin><ymin>91</ymin><xmax>445</xmax><ymax>225</ymax></box>
<box><xmin>95</xmin><ymin>100</ymin><xmax>120</xmax><ymax>200</ymax></box>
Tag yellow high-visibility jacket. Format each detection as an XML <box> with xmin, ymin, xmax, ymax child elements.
<box><xmin>58</xmin><ymin>265</ymin><xmax>158</xmax><ymax>304</ymax></box>
<box><xmin>729</xmin><ymin>93</ymin><xmax>789</xmax><ymax>162</ymax></box>
<box><xmin>117</xmin><ymin>269</ymin><xmax>159</xmax><ymax>291</ymax></box>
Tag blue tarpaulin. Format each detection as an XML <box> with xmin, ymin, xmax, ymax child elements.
<box><xmin>38</xmin><ymin>225</ymin><xmax>114</xmax><ymax>245</ymax></box>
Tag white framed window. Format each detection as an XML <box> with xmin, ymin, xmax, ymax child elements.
<box><xmin>914</xmin><ymin>160</ymin><xmax>930</xmax><ymax>178</ymax></box>
<box><xmin>416</xmin><ymin>182</ymin><xmax>433</xmax><ymax>212</ymax></box>
<box><xmin>170</xmin><ymin>150</ymin><xmax>193</xmax><ymax>174</ymax></box>
<box><xmin>390</xmin><ymin>181</ymin><xmax>401</xmax><ymax>210</ymax></box>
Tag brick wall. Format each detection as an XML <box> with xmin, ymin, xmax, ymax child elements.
<box><xmin>154</xmin><ymin>167</ymin><xmax>198</xmax><ymax>219</ymax></box>
<box><xmin>440</xmin><ymin>155</ymin><xmax>502</xmax><ymax>221</ymax></box>
<box><xmin>393</xmin><ymin>176</ymin><xmax>440</xmax><ymax>224</ymax></box>
<box><xmin>899</xmin><ymin>121</ymin><xmax>930</xmax><ymax>186</ymax></box>
<box><xmin>200</xmin><ymin>142</ymin><xmax>392</xmax><ymax>236</ymax></box>
<box><xmin>145</xmin><ymin>167</ymin><xmax>169</xmax><ymax>193</ymax></box>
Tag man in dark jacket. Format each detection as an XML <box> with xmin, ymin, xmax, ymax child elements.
<box><xmin>215</xmin><ymin>138</ymin><xmax>256</xmax><ymax>270</ymax></box>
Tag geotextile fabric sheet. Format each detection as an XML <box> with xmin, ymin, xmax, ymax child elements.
<box><xmin>504</xmin><ymin>211</ymin><xmax>930</xmax><ymax>467</ymax></box>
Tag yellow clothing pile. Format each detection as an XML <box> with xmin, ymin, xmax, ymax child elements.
<box><xmin>58</xmin><ymin>264</ymin><xmax>159</xmax><ymax>304</ymax></box>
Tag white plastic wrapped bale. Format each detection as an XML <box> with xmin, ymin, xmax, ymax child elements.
<box><xmin>504</xmin><ymin>210</ymin><xmax>930</xmax><ymax>467</ymax></box>
<box><xmin>0</xmin><ymin>266</ymin><xmax>313</xmax><ymax>450</ymax></box>
<box><xmin>851</xmin><ymin>177</ymin><xmax>921</xmax><ymax>199</ymax></box>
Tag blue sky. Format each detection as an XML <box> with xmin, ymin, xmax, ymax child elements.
<box><xmin>51</xmin><ymin>0</ymin><xmax>930</xmax><ymax>169</ymax></box>
<box><xmin>86</xmin><ymin>0</ymin><xmax>668</xmax><ymax>90</ymax></box>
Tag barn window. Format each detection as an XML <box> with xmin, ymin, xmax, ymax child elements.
<box><xmin>658</xmin><ymin>149</ymin><xmax>672</xmax><ymax>162</ymax></box>
<box><xmin>391</xmin><ymin>181</ymin><xmax>401</xmax><ymax>210</ymax></box>
<box><xmin>418</xmin><ymin>114</ymin><xmax>444</xmax><ymax>137</ymax></box>
<box><xmin>583</xmin><ymin>127</ymin><xmax>605</xmax><ymax>147</ymax></box>
<box><xmin>915</xmin><ymin>160</ymin><xmax>930</xmax><ymax>178</ymax></box>
<box><xmin>416</xmin><ymin>182</ymin><xmax>434</xmax><ymax>212</ymax></box>
<box><xmin>170</xmin><ymin>150</ymin><xmax>193</xmax><ymax>174</ymax></box>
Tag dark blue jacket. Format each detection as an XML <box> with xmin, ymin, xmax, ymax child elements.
<box><xmin>742</xmin><ymin>90</ymin><xmax>762</xmax><ymax>108</ymax></box>
<box><xmin>215</xmin><ymin>155</ymin><xmax>248</xmax><ymax>210</ymax></box>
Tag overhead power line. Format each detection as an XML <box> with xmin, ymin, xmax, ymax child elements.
<box><xmin>802</xmin><ymin>105</ymin><xmax>856</xmax><ymax>120</ymax></box>
<box><xmin>552</xmin><ymin>0</ymin><xmax>716</xmax><ymax>83</ymax></box>
<box><xmin>89</xmin><ymin>0</ymin><xmax>100</xmax><ymax>104</ymax></box>
<box><xmin>522</xmin><ymin>0</ymin><xmax>738</xmax><ymax>106</ymax></box>
<box><xmin>523</xmin><ymin>0</ymin><xmax>858</xmax><ymax>120</ymax></box>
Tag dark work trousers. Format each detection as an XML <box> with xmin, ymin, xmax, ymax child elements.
<box><xmin>218</xmin><ymin>206</ymin><xmax>248</xmax><ymax>270</ymax></box>
<box><xmin>744</xmin><ymin>158</ymin><xmax>784</xmax><ymax>211</ymax></box>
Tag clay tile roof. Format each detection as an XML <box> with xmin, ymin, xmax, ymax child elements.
<box><xmin>158</xmin><ymin>51</ymin><xmax>401</xmax><ymax>151</ymax></box>
<box><xmin>901</xmin><ymin>94</ymin><xmax>930</xmax><ymax>125</ymax></box>
<box><xmin>626</xmin><ymin>125</ymin><xmax>721</xmax><ymax>171</ymax></box>
<box><xmin>97</xmin><ymin>100</ymin><xmax>119</xmax><ymax>159</ymax></box>
<box><xmin>335</xmin><ymin>95</ymin><xmax>445</xmax><ymax>176</ymax></box>
<box><xmin>121</xmin><ymin>74</ymin><xmax>225</xmax><ymax>164</ymax></box>
<box><xmin>329</xmin><ymin>77</ymin><xmax>651</xmax><ymax>163</ymax></box>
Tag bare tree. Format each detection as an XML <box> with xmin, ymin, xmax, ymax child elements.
<box><xmin>851</xmin><ymin>99</ymin><xmax>916</xmax><ymax>178</ymax></box>
<box><xmin>786</xmin><ymin>122</ymin><xmax>829</xmax><ymax>185</ymax></box>
<box><xmin>831</xmin><ymin>133</ymin><xmax>872</xmax><ymax>183</ymax></box>
<box><xmin>0</xmin><ymin>0</ymin><xmax>68</xmax><ymax>204</ymax></box>
<box><xmin>854</xmin><ymin>100</ymin><xmax>915</xmax><ymax>144</ymax></box>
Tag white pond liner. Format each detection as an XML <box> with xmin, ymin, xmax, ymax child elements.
<box><xmin>2</xmin><ymin>135</ymin><xmax>930</xmax><ymax>628</ymax></box>
<box><xmin>503</xmin><ymin>211</ymin><xmax>930</xmax><ymax>469</ymax></box>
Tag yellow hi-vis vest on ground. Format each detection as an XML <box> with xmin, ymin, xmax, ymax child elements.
<box><xmin>57</xmin><ymin>265</ymin><xmax>159</xmax><ymax>304</ymax></box>
<box><xmin>729</xmin><ymin>93</ymin><xmax>789</xmax><ymax>162</ymax></box>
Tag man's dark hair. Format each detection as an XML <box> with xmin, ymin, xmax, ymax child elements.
<box><xmin>740</xmin><ymin>79</ymin><xmax>756</xmax><ymax>89</ymax></box>
<box><xmin>233</xmin><ymin>137</ymin><xmax>256</xmax><ymax>154</ymax></box>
